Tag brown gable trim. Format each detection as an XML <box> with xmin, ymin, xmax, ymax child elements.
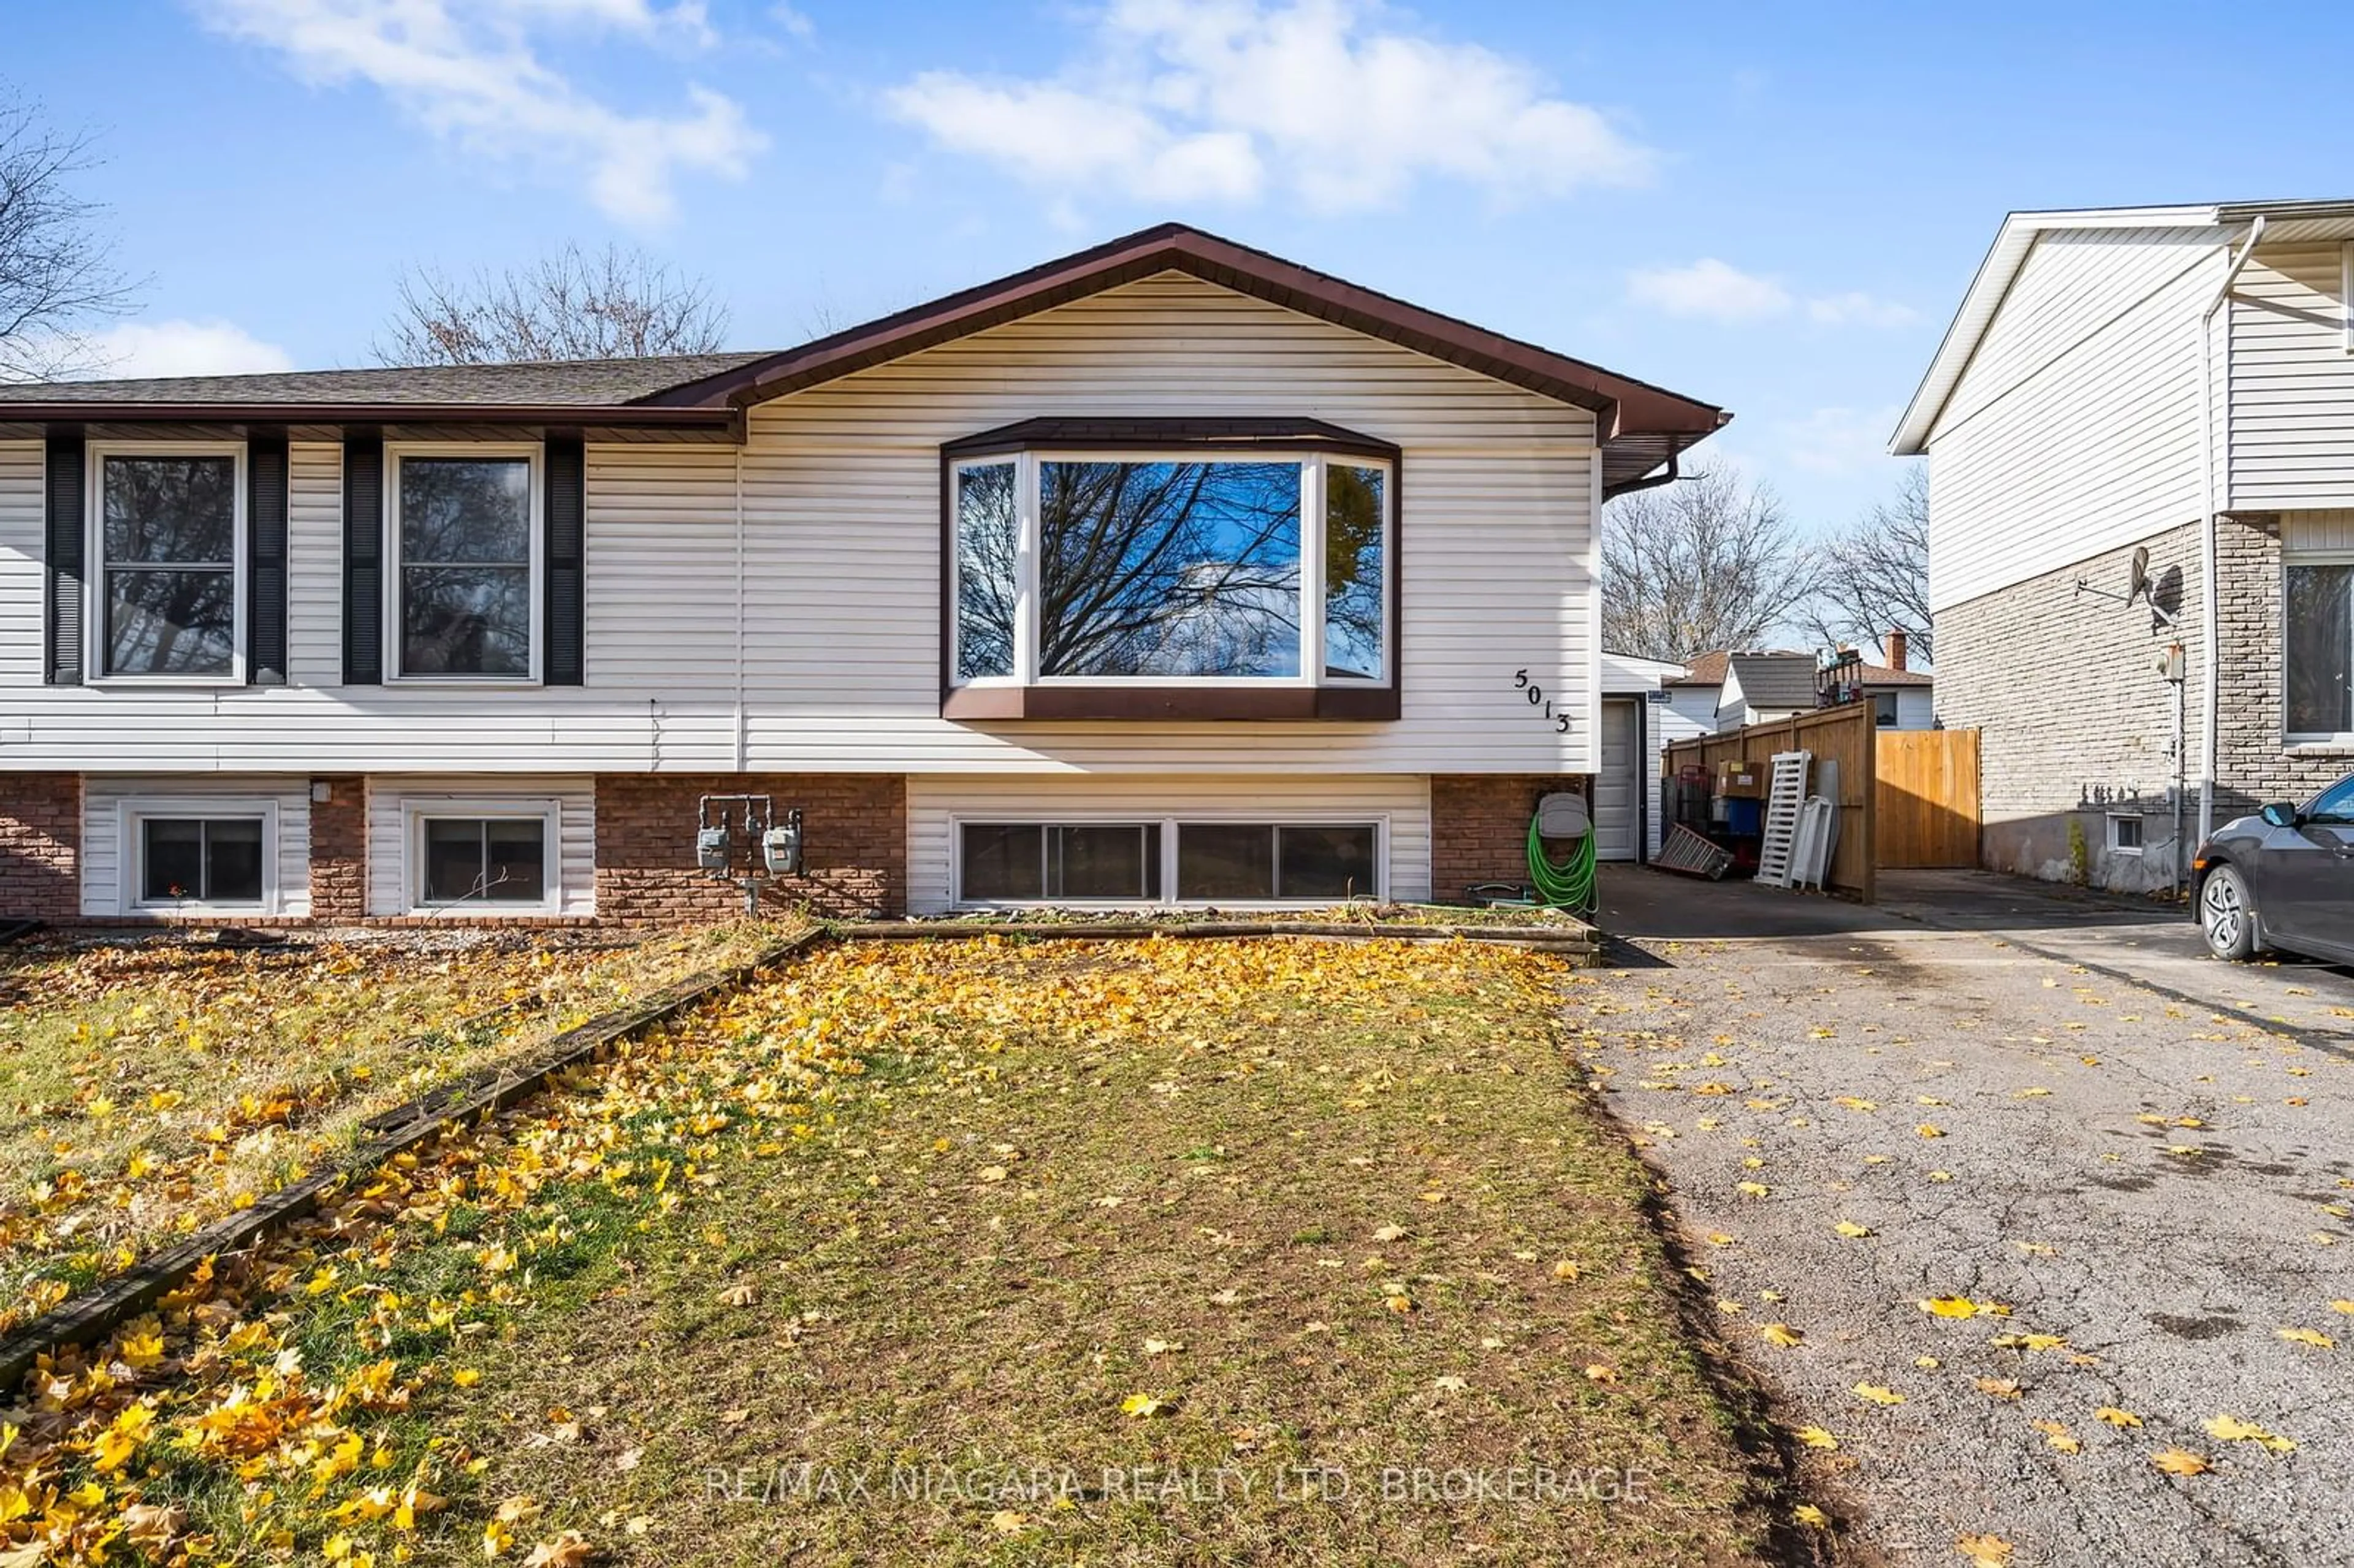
<box><xmin>637</xmin><ymin>224</ymin><xmax>1729</xmax><ymax>445</ymax></box>
<box><xmin>942</xmin><ymin>416</ymin><xmax>1398</xmax><ymax>462</ymax></box>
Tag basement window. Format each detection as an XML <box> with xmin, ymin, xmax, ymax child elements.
<box><xmin>955</xmin><ymin>818</ymin><xmax>1383</xmax><ymax>906</ymax></box>
<box><xmin>406</xmin><ymin>803</ymin><xmax>558</xmax><ymax>913</ymax></box>
<box><xmin>122</xmin><ymin>802</ymin><xmax>276</xmax><ymax>914</ymax></box>
<box><xmin>2106</xmin><ymin>813</ymin><xmax>2144</xmax><ymax>855</ymax></box>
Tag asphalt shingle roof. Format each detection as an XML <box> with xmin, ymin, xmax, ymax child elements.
<box><xmin>0</xmin><ymin>353</ymin><xmax>774</xmax><ymax>407</ymax></box>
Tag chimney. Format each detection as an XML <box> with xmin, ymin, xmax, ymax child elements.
<box><xmin>1886</xmin><ymin>629</ymin><xmax>1908</xmax><ymax>672</ymax></box>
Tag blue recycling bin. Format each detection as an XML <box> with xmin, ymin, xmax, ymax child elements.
<box><xmin>1723</xmin><ymin>796</ymin><xmax>1764</xmax><ymax>838</ymax></box>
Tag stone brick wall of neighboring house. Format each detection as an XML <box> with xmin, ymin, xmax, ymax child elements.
<box><xmin>595</xmin><ymin>774</ymin><xmax>905</xmax><ymax>923</ymax></box>
<box><xmin>1933</xmin><ymin>522</ymin><xmax>2206</xmax><ymax>893</ymax></box>
<box><xmin>0</xmin><ymin>773</ymin><xmax>80</xmax><ymax>921</ymax></box>
<box><xmin>2212</xmin><ymin>515</ymin><xmax>2354</xmax><ymax>818</ymax></box>
<box><xmin>1430</xmin><ymin>774</ymin><xmax>1592</xmax><ymax>903</ymax></box>
<box><xmin>309</xmin><ymin>777</ymin><xmax>367</xmax><ymax>924</ymax></box>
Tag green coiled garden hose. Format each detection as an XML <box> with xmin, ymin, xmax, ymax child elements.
<box><xmin>1527</xmin><ymin>812</ymin><xmax>1597</xmax><ymax>918</ymax></box>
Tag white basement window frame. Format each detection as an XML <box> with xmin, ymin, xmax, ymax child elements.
<box><xmin>948</xmin><ymin>449</ymin><xmax>1393</xmax><ymax>690</ymax></box>
<box><xmin>383</xmin><ymin>443</ymin><xmax>544</xmax><ymax>686</ymax></box>
<box><xmin>117</xmin><ymin>797</ymin><xmax>279</xmax><ymax>916</ymax></box>
<box><xmin>403</xmin><ymin>798</ymin><xmax>562</xmax><ymax>916</ymax></box>
<box><xmin>951</xmin><ymin>813</ymin><xmax>1388</xmax><ymax>908</ymax></box>
<box><xmin>85</xmin><ymin>441</ymin><xmax>248</xmax><ymax>686</ymax></box>
<box><xmin>2106</xmin><ymin>812</ymin><xmax>2144</xmax><ymax>856</ymax></box>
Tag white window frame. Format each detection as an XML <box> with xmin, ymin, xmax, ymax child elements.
<box><xmin>384</xmin><ymin>443</ymin><xmax>544</xmax><ymax>686</ymax></box>
<box><xmin>403</xmin><ymin>797</ymin><xmax>562</xmax><ymax>916</ymax></box>
<box><xmin>86</xmin><ymin>441</ymin><xmax>248</xmax><ymax>687</ymax></box>
<box><xmin>118</xmin><ymin>797</ymin><xmax>279</xmax><ymax>916</ymax></box>
<box><xmin>947</xmin><ymin>451</ymin><xmax>1393</xmax><ymax>690</ymax></box>
<box><xmin>2283</xmin><ymin>547</ymin><xmax>2354</xmax><ymax>745</ymax></box>
<box><xmin>2105</xmin><ymin>812</ymin><xmax>2144</xmax><ymax>856</ymax></box>
<box><xmin>950</xmin><ymin>812</ymin><xmax>1388</xmax><ymax>909</ymax></box>
<box><xmin>2342</xmin><ymin>240</ymin><xmax>2353</xmax><ymax>354</ymax></box>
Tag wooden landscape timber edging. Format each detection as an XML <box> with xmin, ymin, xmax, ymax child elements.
<box><xmin>0</xmin><ymin>929</ymin><xmax>828</xmax><ymax>1392</ymax></box>
<box><xmin>835</xmin><ymin>919</ymin><xmax>1600</xmax><ymax>957</ymax></box>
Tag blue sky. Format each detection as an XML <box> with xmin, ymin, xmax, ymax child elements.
<box><xmin>12</xmin><ymin>0</ymin><xmax>2354</xmax><ymax>533</ymax></box>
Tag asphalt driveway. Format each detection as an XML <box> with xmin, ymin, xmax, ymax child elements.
<box><xmin>1583</xmin><ymin>866</ymin><xmax>2354</xmax><ymax>1566</ymax></box>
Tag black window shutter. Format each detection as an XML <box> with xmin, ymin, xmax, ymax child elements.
<box><xmin>544</xmin><ymin>435</ymin><xmax>585</xmax><ymax>686</ymax></box>
<box><xmin>246</xmin><ymin>431</ymin><xmax>290</xmax><ymax>685</ymax></box>
<box><xmin>342</xmin><ymin>434</ymin><xmax>384</xmax><ymax>685</ymax></box>
<box><xmin>43</xmin><ymin>430</ymin><xmax>84</xmax><ymax>686</ymax></box>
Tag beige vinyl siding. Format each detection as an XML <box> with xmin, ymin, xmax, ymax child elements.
<box><xmin>2282</xmin><ymin>510</ymin><xmax>2354</xmax><ymax>551</ymax></box>
<box><xmin>905</xmin><ymin>772</ymin><xmax>1431</xmax><ymax>914</ymax></box>
<box><xmin>0</xmin><ymin>441</ymin><xmax>39</xmax><ymax>687</ymax></box>
<box><xmin>0</xmin><ymin>272</ymin><xmax>1599</xmax><ymax>779</ymax></box>
<box><xmin>2228</xmin><ymin>243</ymin><xmax>2354</xmax><ymax>509</ymax></box>
<box><xmin>1925</xmin><ymin>229</ymin><xmax>2219</xmax><ymax>612</ymax></box>
<box><xmin>81</xmin><ymin>775</ymin><xmax>312</xmax><ymax>917</ymax></box>
<box><xmin>288</xmin><ymin>443</ymin><xmax>343</xmax><ymax>685</ymax></box>
<box><xmin>365</xmin><ymin>775</ymin><xmax>595</xmax><ymax>917</ymax></box>
<box><xmin>741</xmin><ymin>270</ymin><xmax>1599</xmax><ymax>776</ymax></box>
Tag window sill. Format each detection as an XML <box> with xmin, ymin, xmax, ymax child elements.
<box><xmin>88</xmin><ymin>677</ymin><xmax>246</xmax><ymax>690</ymax></box>
<box><xmin>2285</xmin><ymin>741</ymin><xmax>2354</xmax><ymax>757</ymax></box>
<box><xmin>942</xmin><ymin>685</ymin><xmax>1398</xmax><ymax>722</ymax></box>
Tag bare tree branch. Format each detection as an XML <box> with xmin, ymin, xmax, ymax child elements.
<box><xmin>1601</xmin><ymin>465</ymin><xmax>1821</xmax><ymax>662</ymax></box>
<box><xmin>1807</xmin><ymin>464</ymin><xmax>1932</xmax><ymax>664</ymax></box>
<box><xmin>0</xmin><ymin>85</ymin><xmax>139</xmax><ymax>381</ymax></box>
<box><xmin>372</xmin><ymin>242</ymin><xmax>731</xmax><ymax>365</ymax></box>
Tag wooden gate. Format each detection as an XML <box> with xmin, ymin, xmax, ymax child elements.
<box><xmin>1876</xmin><ymin>729</ymin><xmax>1981</xmax><ymax>869</ymax></box>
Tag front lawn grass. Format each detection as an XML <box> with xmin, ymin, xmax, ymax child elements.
<box><xmin>0</xmin><ymin>937</ymin><xmax>1799</xmax><ymax>1567</ymax></box>
<box><xmin>0</xmin><ymin>923</ymin><xmax>795</xmax><ymax>1329</ymax></box>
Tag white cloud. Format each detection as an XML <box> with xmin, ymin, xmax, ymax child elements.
<box><xmin>1626</xmin><ymin>259</ymin><xmax>1914</xmax><ymax>329</ymax></box>
<box><xmin>77</xmin><ymin>319</ymin><xmax>297</xmax><ymax>380</ymax></box>
<box><xmin>196</xmin><ymin>0</ymin><xmax>763</xmax><ymax>225</ymax></box>
<box><xmin>1768</xmin><ymin>404</ymin><xmax>1908</xmax><ymax>477</ymax></box>
<box><xmin>1625</xmin><ymin>258</ymin><xmax>1792</xmax><ymax>322</ymax></box>
<box><xmin>884</xmin><ymin>0</ymin><xmax>1652</xmax><ymax>213</ymax></box>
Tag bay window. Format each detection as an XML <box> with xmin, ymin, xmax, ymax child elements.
<box><xmin>93</xmin><ymin>447</ymin><xmax>243</xmax><ymax>679</ymax></box>
<box><xmin>390</xmin><ymin>449</ymin><xmax>539</xmax><ymax>679</ymax></box>
<box><xmin>2287</xmin><ymin>558</ymin><xmax>2354</xmax><ymax>739</ymax></box>
<box><xmin>946</xmin><ymin>430</ymin><xmax>1394</xmax><ymax>714</ymax></box>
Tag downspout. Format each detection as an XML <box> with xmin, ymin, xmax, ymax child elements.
<box><xmin>733</xmin><ymin>445</ymin><xmax>748</xmax><ymax>774</ymax></box>
<box><xmin>2196</xmin><ymin>214</ymin><xmax>2264</xmax><ymax>848</ymax></box>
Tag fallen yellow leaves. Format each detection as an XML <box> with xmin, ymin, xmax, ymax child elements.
<box><xmin>1851</xmin><ymin>1383</ymin><xmax>1905</xmax><ymax>1407</ymax></box>
<box><xmin>1794</xmin><ymin>1425</ymin><xmax>1838</xmax><ymax>1450</ymax></box>
<box><xmin>1833</xmin><ymin>1220</ymin><xmax>1873</xmax><ymax>1239</ymax></box>
<box><xmin>1119</xmin><ymin>1393</ymin><xmax>1168</xmax><ymax>1419</ymax></box>
<box><xmin>2276</xmin><ymin>1327</ymin><xmax>2335</xmax><ymax>1350</ymax></box>
<box><xmin>1957</xmin><ymin>1532</ymin><xmax>2015</xmax><ymax>1566</ymax></box>
<box><xmin>2094</xmin><ymin>1407</ymin><xmax>2142</xmax><ymax>1428</ymax></box>
<box><xmin>1919</xmin><ymin>1296</ymin><xmax>2012</xmax><ymax>1320</ymax></box>
<box><xmin>2203</xmin><ymin>1414</ymin><xmax>2295</xmax><ymax>1454</ymax></box>
<box><xmin>2150</xmin><ymin>1448</ymin><xmax>2210</xmax><ymax>1477</ymax></box>
<box><xmin>1759</xmin><ymin>1323</ymin><xmax>1804</xmax><ymax>1348</ymax></box>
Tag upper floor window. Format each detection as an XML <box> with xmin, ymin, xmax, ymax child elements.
<box><xmin>2287</xmin><ymin>557</ymin><xmax>2353</xmax><ymax>739</ymax></box>
<box><xmin>951</xmin><ymin>449</ymin><xmax>1390</xmax><ymax>689</ymax></box>
<box><xmin>390</xmin><ymin>448</ymin><xmax>539</xmax><ymax>680</ymax></box>
<box><xmin>94</xmin><ymin>447</ymin><xmax>243</xmax><ymax>679</ymax></box>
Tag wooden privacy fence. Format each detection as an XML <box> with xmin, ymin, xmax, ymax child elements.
<box><xmin>1661</xmin><ymin>710</ymin><xmax>1985</xmax><ymax>899</ymax></box>
<box><xmin>1876</xmin><ymin>729</ymin><xmax>1981</xmax><ymax>869</ymax></box>
<box><xmin>1663</xmin><ymin>705</ymin><xmax>1881</xmax><ymax>901</ymax></box>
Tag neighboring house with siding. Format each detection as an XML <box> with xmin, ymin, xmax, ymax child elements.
<box><xmin>0</xmin><ymin>223</ymin><xmax>1726</xmax><ymax>923</ymax></box>
<box><xmin>1667</xmin><ymin>649</ymin><xmax>1934</xmax><ymax>734</ymax></box>
<box><xmin>1894</xmin><ymin>199</ymin><xmax>2354</xmax><ymax>892</ymax></box>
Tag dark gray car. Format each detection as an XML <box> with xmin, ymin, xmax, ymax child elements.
<box><xmin>2193</xmin><ymin>771</ymin><xmax>2354</xmax><ymax>963</ymax></box>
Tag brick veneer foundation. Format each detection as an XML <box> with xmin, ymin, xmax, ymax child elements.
<box><xmin>309</xmin><ymin>776</ymin><xmax>367</xmax><ymax>924</ymax></box>
<box><xmin>595</xmin><ymin>774</ymin><xmax>905</xmax><ymax>923</ymax></box>
<box><xmin>0</xmin><ymin>773</ymin><xmax>79</xmax><ymax>921</ymax></box>
<box><xmin>1430</xmin><ymin>774</ymin><xmax>1593</xmax><ymax>904</ymax></box>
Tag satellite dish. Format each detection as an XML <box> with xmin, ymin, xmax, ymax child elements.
<box><xmin>2126</xmin><ymin>547</ymin><xmax>2150</xmax><ymax>604</ymax></box>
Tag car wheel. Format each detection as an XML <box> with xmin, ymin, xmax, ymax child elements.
<box><xmin>2200</xmin><ymin>864</ymin><xmax>2259</xmax><ymax>961</ymax></box>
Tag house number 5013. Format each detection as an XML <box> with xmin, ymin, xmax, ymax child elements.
<box><xmin>1512</xmin><ymin>669</ymin><xmax>1572</xmax><ymax>734</ymax></box>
